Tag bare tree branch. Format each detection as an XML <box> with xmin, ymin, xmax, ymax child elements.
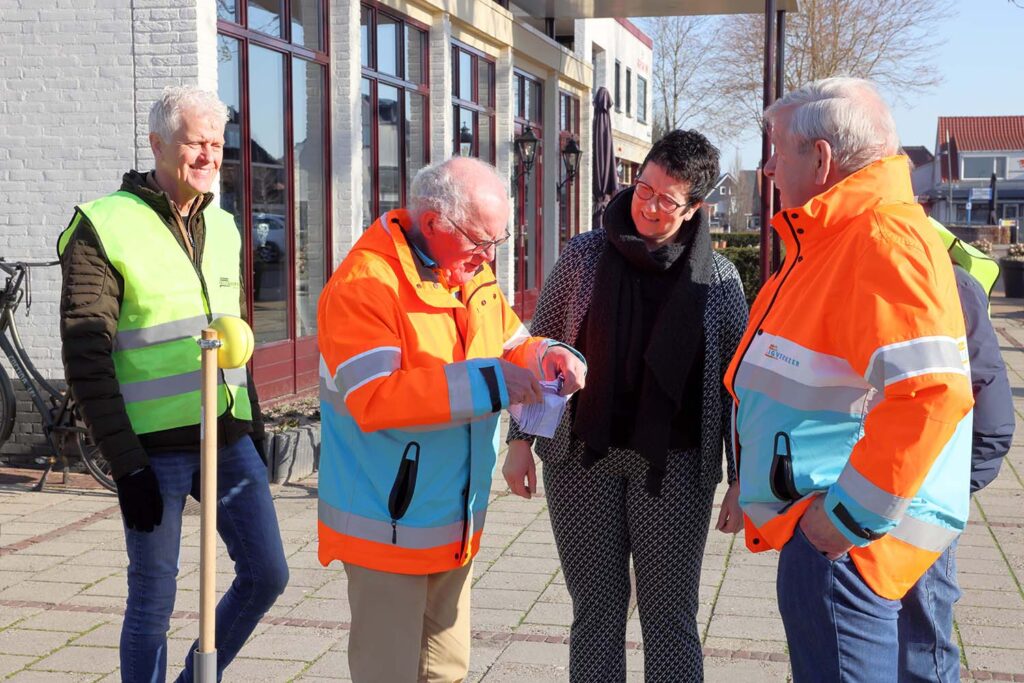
<box><xmin>714</xmin><ymin>0</ymin><xmax>956</xmax><ymax>129</ymax></box>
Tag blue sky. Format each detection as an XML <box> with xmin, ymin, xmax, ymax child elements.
<box><xmin>728</xmin><ymin>1</ymin><xmax>1024</xmax><ymax>170</ymax></box>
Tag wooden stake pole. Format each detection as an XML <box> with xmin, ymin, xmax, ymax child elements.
<box><xmin>195</xmin><ymin>329</ymin><xmax>220</xmax><ymax>682</ymax></box>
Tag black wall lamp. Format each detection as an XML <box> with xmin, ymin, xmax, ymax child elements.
<box><xmin>556</xmin><ymin>137</ymin><xmax>582</xmax><ymax>191</ymax></box>
<box><xmin>513</xmin><ymin>124</ymin><xmax>539</xmax><ymax>182</ymax></box>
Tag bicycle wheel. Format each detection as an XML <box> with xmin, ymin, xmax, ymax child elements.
<box><xmin>0</xmin><ymin>364</ymin><xmax>15</xmax><ymax>446</ymax></box>
<box><xmin>76</xmin><ymin>430</ymin><xmax>116</xmax><ymax>493</ymax></box>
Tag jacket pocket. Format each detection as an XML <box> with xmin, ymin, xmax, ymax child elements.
<box><xmin>388</xmin><ymin>441</ymin><xmax>421</xmax><ymax>544</ymax></box>
<box><xmin>769</xmin><ymin>431</ymin><xmax>801</xmax><ymax>502</ymax></box>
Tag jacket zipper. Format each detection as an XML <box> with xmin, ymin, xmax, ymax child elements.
<box><xmin>728</xmin><ymin>213</ymin><xmax>803</xmax><ymax>397</ymax></box>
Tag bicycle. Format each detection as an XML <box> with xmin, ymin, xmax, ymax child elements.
<box><xmin>0</xmin><ymin>257</ymin><xmax>115</xmax><ymax>492</ymax></box>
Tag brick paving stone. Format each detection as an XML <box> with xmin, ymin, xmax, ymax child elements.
<box><xmin>496</xmin><ymin>640</ymin><xmax>569</xmax><ymax>667</ymax></box>
<box><xmin>502</xmin><ymin>542</ymin><xmax>560</xmax><ymax>559</ymax></box>
<box><xmin>14</xmin><ymin>610</ymin><xmax>110</xmax><ymax>633</ymax></box>
<box><xmin>489</xmin><ymin>556</ymin><xmax>563</xmax><ymax>575</ymax></box>
<box><xmin>283</xmin><ymin>597</ymin><xmax>351</xmax><ymax>622</ymax></box>
<box><xmin>474</xmin><ymin>588</ymin><xmax>540</xmax><ymax>611</ymax></box>
<box><xmin>537</xmin><ymin>582</ymin><xmax>571</xmax><ymax>604</ymax></box>
<box><xmin>703</xmin><ymin>636</ymin><xmax>789</xmax><ymax>655</ymax></box>
<box><xmin>955</xmin><ymin>605</ymin><xmax>1024</xmax><ymax>628</ymax></box>
<box><xmin>703</xmin><ymin>655</ymin><xmax>791</xmax><ymax>681</ymax></box>
<box><xmin>474</xmin><ymin>571</ymin><xmax>553</xmax><ymax>592</ymax></box>
<box><xmin>470</xmin><ymin>607</ymin><xmax>527</xmax><ymax>630</ymax></box>
<box><xmin>706</xmin><ymin>615</ymin><xmax>788</xmax><ymax>642</ymax></box>
<box><xmin>522</xmin><ymin>602</ymin><xmax>573</xmax><ymax>627</ymax></box>
<box><xmin>302</xmin><ymin>647</ymin><xmax>350</xmax><ymax>679</ymax></box>
<box><xmin>0</xmin><ymin>656</ymin><xmax>42</xmax><ymax>679</ymax></box>
<box><xmin>0</xmin><ymin>580</ymin><xmax>85</xmax><ymax>604</ymax></box>
<box><xmin>210</xmin><ymin>656</ymin><xmax>307</xmax><ymax>681</ymax></box>
<box><xmin>476</xmin><ymin>662</ymin><xmax>567</xmax><ymax>682</ymax></box>
<box><xmin>0</xmin><ymin>627</ymin><xmax>75</xmax><ymax>656</ymax></box>
<box><xmin>244</xmin><ymin>629</ymin><xmax>337</xmax><ymax>661</ymax></box>
<box><xmin>958</xmin><ymin>622</ymin><xmax>1024</xmax><ymax>650</ymax></box>
<box><xmin>29</xmin><ymin>644</ymin><xmax>120</xmax><ymax>674</ymax></box>
<box><xmin>964</xmin><ymin>645</ymin><xmax>1024</xmax><ymax>673</ymax></box>
<box><xmin>7</xmin><ymin>670</ymin><xmax>96</xmax><ymax>682</ymax></box>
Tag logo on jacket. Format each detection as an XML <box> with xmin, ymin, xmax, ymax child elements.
<box><xmin>219</xmin><ymin>277</ymin><xmax>240</xmax><ymax>289</ymax></box>
<box><xmin>764</xmin><ymin>344</ymin><xmax>800</xmax><ymax>367</ymax></box>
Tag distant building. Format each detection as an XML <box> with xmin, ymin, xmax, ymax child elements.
<box><xmin>925</xmin><ymin>116</ymin><xmax>1024</xmax><ymax>225</ymax></box>
<box><xmin>707</xmin><ymin>173</ymin><xmax>737</xmax><ymax>230</ymax></box>
<box><xmin>903</xmin><ymin>145</ymin><xmax>935</xmax><ymax>200</ymax></box>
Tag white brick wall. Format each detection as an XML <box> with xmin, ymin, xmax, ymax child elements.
<box><xmin>330</xmin><ymin>0</ymin><xmax>362</xmax><ymax>263</ymax></box>
<box><xmin>0</xmin><ymin>0</ymin><xmax>210</xmax><ymax>456</ymax></box>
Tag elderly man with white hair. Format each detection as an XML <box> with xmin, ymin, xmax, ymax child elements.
<box><xmin>724</xmin><ymin>77</ymin><xmax>974</xmax><ymax>681</ymax></box>
<box><xmin>58</xmin><ymin>86</ymin><xmax>288</xmax><ymax>682</ymax></box>
<box><xmin>317</xmin><ymin>156</ymin><xmax>587</xmax><ymax>682</ymax></box>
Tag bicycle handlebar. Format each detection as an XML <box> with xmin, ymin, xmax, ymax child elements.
<box><xmin>0</xmin><ymin>258</ymin><xmax>60</xmax><ymax>275</ymax></box>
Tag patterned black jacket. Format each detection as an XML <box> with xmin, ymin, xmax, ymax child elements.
<box><xmin>508</xmin><ymin>229</ymin><xmax>749</xmax><ymax>489</ymax></box>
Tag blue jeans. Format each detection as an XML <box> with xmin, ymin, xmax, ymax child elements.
<box><xmin>777</xmin><ymin>526</ymin><xmax>901</xmax><ymax>683</ymax></box>
<box><xmin>898</xmin><ymin>540</ymin><xmax>961</xmax><ymax>682</ymax></box>
<box><xmin>120</xmin><ymin>436</ymin><xmax>289</xmax><ymax>683</ymax></box>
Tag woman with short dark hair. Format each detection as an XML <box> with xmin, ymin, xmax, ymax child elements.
<box><xmin>504</xmin><ymin>129</ymin><xmax>748</xmax><ymax>682</ymax></box>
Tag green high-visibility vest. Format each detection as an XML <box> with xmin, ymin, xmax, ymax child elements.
<box><xmin>928</xmin><ymin>217</ymin><xmax>1001</xmax><ymax>300</ymax></box>
<box><xmin>58</xmin><ymin>191</ymin><xmax>252</xmax><ymax>434</ymax></box>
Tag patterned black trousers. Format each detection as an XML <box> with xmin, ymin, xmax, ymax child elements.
<box><xmin>543</xmin><ymin>447</ymin><xmax>716</xmax><ymax>683</ymax></box>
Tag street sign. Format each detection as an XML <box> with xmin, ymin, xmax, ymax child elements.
<box><xmin>970</xmin><ymin>187</ymin><xmax>992</xmax><ymax>201</ymax></box>
<box><xmin>966</xmin><ymin>199</ymin><xmax>973</xmax><ymax>210</ymax></box>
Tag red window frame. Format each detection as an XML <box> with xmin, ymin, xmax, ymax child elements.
<box><xmin>451</xmin><ymin>42</ymin><xmax>496</xmax><ymax>163</ymax></box>
<box><xmin>218</xmin><ymin>1</ymin><xmax>332</xmax><ymax>399</ymax></box>
<box><xmin>558</xmin><ymin>91</ymin><xmax>581</xmax><ymax>252</ymax></box>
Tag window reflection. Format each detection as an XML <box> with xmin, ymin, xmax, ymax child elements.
<box><xmin>248</xmin><ymin>45</ymin><xmax>288</xmax><ymax>343</ymax></box>
<box><xmin>291</xmin><ymin>0</ymin><xmax>321</xmax><ymax>51</ymax></box>
<box><xmin>377</xmin><ymin>15</ymin><xmax>398</xmax><ymax>77</ymax></box>
<box><xmin>293</xmin><ymin>59</ymin><xmax>325</xmax><ymax>337</ymax></box>
<box><xmin>248</xmin><ymin>0</ymin><xmax>282</xmax><ymax>37</ymax></box>
<box><xmin>458</xmin><ymin>51</ymin><xmax>472</xmax><ymax>101</ymax></box>
<box><xmin>217</xmin><ymin>0</ymin><xmax>237</xmax><ymax>23</ymax></box>
<box><xmin>377</xmin><ymin>84</ymin><xmax>401</xmax><ymax>214</ymax></box>
<box><xmin>217</xmin><ymin>36</ymin><xmax>245</xmax><ymax>233</ymax></box>
<box><xmin>360</xmin><ymin>6</ymin><xmax>370</xmax><ymax>68</ymax></box>
<box><xmin>362</xmin><ymin>79</ymin><xmax>373</xmax><ymax>225</ymax></box>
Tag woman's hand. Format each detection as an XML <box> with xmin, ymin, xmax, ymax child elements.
<box><xmin>715</xmin><ymin>481</ymin><xmax>743</xmax><ymax>534</ymax></box>
<box><xmin>503</xmin><ymin>440</ymin><xmax>537</xmax><ymax>499</ymax></box>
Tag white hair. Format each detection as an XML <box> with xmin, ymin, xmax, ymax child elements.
<box><xmin>409</xmin><ymin>157</ymin><xmax>505</xmax><ymax>229</ymax></box>
<box><xmin>148</xmin><ymin>86</ymin><xmax>229</xmax><ymax>141</ymax></box>
<box><xmin>764</xmin><ymin>77</ymin><xmax>900</xmax><ymax>174</ymax></box>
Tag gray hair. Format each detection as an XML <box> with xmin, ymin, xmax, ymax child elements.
<box><xmin>764</xmin><ymin>77</ymin><xmax>900</xmax><ymax>174</ymax></box>
<box><xmin>409</xmin><ymin>157</ymin><xmax>505</xmax><ymax>228</ymax></box>
<box><xmin>148</xmin><ymin>86</ymin><xmax>229</xmax><ymax>141</ymax></box>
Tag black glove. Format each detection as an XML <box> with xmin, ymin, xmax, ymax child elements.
<box><xmin>115</xmin><ymin>466</ymin><xmax>164</xmax><ymax>533</ymax></box>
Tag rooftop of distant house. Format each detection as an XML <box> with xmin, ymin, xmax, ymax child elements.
<box><xmin>937</xmin><ymin>116</ymin><xmax>1024</xmax><ymax>152</ymax></box>
<box><xmin>902</xmin><ymin>145</ymin><xmax>934</xmax><ymax>168</ymax></box>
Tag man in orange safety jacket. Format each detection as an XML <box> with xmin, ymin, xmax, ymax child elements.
<box><xmin>317</xmin><ymin>157</ymin><xmax>587</xmax><ymax>682</ymax></box>
<box><xmin>724</xmin><ymin>78</ymin><xmax>974</xmax><ymax>682</ymax></box>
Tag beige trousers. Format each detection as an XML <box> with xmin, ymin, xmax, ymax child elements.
<box><xmin>344</xmin><ymin>561</ymin><xmax>473</xmax><ymax>683</ymax></box>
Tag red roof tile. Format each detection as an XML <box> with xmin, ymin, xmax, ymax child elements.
<box><xmin>936</xmin><ymin>116</ymin><xmax>1024</xmax><ymax>152</ymax></box>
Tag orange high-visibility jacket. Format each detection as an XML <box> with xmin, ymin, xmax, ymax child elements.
<box><xmin>317</xmin><ymin>210</ymin><xmax>557</xmax><ymax>575</ymax></box>
<box><xmin>724</xmin><ymin>156</ymin><xmax>975</xmax><ymax>599</ymax></box>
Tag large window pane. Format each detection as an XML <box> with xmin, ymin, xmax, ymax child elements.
<box><xmin>529</xmin><ymin>80</ymin><xmax>542</xmax><ymax>123</ymax></box>
<box><xmin>360</xmin><ymin>6</ymin><xmax>370</xmax><ymax>68</ymax></box>
<box><xmin>456</xmin><ymin>107</ymin><xmax>474</xmax><ymax>157</ymax></box>
<box><xmin>248</xmin><ymin>45</ymin><xmax>288</xmax><ymax>343</ymax></box>
<box><xmin>458</xmin><ymin>51</ymin><xmax>472</xmax><ymax>101</ymax></box>
<box><xmin>478</xmin><ymin>60</ymin><xmax>492</xmax><ymax>107</ymax></box>
<box><xmin>377</xmin><ymin>14</ymin><xmax>399</xmax><ymax>77</ymax></box>
<box><xmin>293</xmin><ymin>59</ymin><xmax>325</xmax><ymax>337</ymax></box>
<box><xmin>377</xmin><ymin>84</ymin><xmax>401</xmax><ymax>214</ymax></box>
<box><xmin>406</xmin><ymin>94</ymin><xmax>427</xmax><ymax>197</ymax></box>
<box><xmin>217</xmin><ymin>0</ymin><xmax>238</xmax><ymax>23</ymax></box>
<box><xmin>362</xmin><ymin>78</ymin><xmax>373</xmax><ymax>225</ymax></box>
<box><xmin>479</xmin><ymin>115</ymin><xmax>493</xmax><ymax>163</ymax></box>
<box><xmin>291</xmin><ymin>0</ymin><xmax>321</xmax><ymax>51</ymax></box>
<box><xmin>248</xmin><ymin>0</ymin><xmax>282</xmax><ymax>38</ymax></box>
<box><xmin>405</xmin><ymin>26</ymin><xmax>424</xmax><ymax>85</ymax></box>
<box><xmin>217</xmin><ymin>36</ymin><xmax>245</xmax><ymax>230</ymax></box>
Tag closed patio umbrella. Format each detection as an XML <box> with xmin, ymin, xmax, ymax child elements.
<box><xmin>592</xmin><ymin>86</ymin><xmax>617</xmax><ymax>228</ymax></box>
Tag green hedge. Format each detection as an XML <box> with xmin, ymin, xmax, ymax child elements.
<box><xmin>710</xmin><ymin>232</ymin><xmax>761</xmax><ymax>248</ymax></box>
<box><xmin>716</xmin><ymin>246</ymin><xmax>762</xmax><ymax>305</ymax></box>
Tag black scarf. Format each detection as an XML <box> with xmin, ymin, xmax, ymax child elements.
<box><xmin>573</xmin><ymin>187</ymin><xmax>715</xmax><ymax>495</ymax></box>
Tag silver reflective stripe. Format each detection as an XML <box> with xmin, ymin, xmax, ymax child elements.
<box><xmin>121</xmin><ymin>368</ymin><xmax>244</xmax><ymax>403</ymax></box>
<box><xmin>736</xmin><ymin>363</ymin><xmax>873</xmax><ymax>414</ymax></box>
<box><xmin>888</xmin><ymin>514</ymin><xmax>960</xmax><ymax>553</ymax></box>
<box><xmin>444</xmin><ymin>362</ymin><xmax>476</xmax><ymax>420</ymax></box>
<box><xmin>865</xmin><ymin>336</ymin><xmax>968</xmax><ymax>390</ymax></box>
<box><xmin>115</xmin><ymin>315</ymin><xmax>211</xmax><ymax>351</ymax></box>
<box><xmin>223</xmin><ymin>367</ymin><xmax>247</xmax><ymax>387</ymax></box>
<box><xmin>319</xmin><ymin>499</ymin><xmax>464</xmax><ymax>549</ymax></box>
<box><xmin>741</xmin><ymin>501</ymin><xmax>791</xmax><ymax>527</ymax></box>
<box><xmin>836</xmin><ymin>466</ymin><xmax>911</xmax><ymax>520</ymax></box>
<box><xmin>338</xmin><ymin>346</ymin><xmax>401</xmax><ymax>399</ymax></box>
<box><xmin>320</xmin><ymin>376</ymin><xmax>350</xmax><ymax>417</ymax></box>
<box><xmin>503</xmin><ymin>324</ymin><xmax>531</xmax><ymax>351</ymax></box>
<box><xmin>122</xmin><ymin>371</ymin><xmax>201</xmax><ymax>403</ymax></box>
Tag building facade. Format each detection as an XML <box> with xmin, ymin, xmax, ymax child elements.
<box><xmin>927</xmin><ymin>116</ymin><xmax>1024</xmax><ymax>227</ymax></box>
<box><xmin>0</xmin><ymin>0</ymin><xmax>664</xmax><ymax>458</ymax></box>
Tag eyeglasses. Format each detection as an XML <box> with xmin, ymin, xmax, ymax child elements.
<box><xmin>634</xmin><ymin>180</ymin><xmax>689</xmax><ymax>213</ymax></box>
<box><xmin>448</xmin><ymin>218</ymin><xmax>511</xmax><ymax>254</ymax></box>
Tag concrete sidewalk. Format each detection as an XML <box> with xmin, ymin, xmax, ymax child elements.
<box><xmin>0</xmin><ymin>303</ymin><xmax>1023</xmax><ymax>681</ymax></box>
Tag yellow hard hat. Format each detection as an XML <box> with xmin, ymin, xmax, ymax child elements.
<box><xmin>927</xmin><ymin>217</ymin><xmax>1000</xmax><ymax>298</ymax></box>
<box><xmin>209</xmin><ymin>316</ymin><xmax>255</xmax><ymax>369</ymax></box>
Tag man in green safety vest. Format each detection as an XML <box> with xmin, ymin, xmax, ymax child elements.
<box><xmin>58</xmin><ymin>86</ymin><xmax>288</xmax><ymax>683</ymax></box>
